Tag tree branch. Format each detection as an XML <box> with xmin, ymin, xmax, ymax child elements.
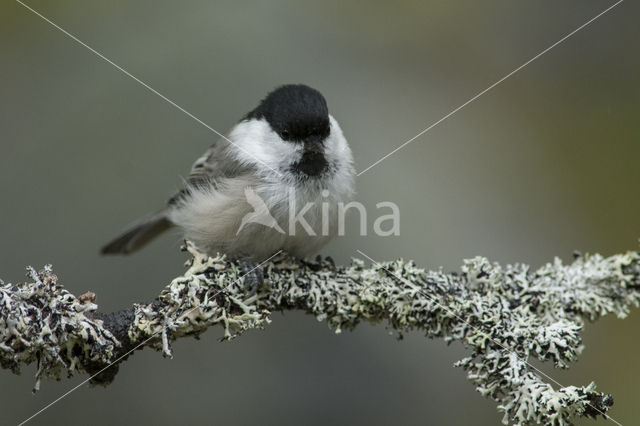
<box><xmin>2</xmin><ymin>242</ymin><xmax>639</xmax><ymax>425</ymax></box>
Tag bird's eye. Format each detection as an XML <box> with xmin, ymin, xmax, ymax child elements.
<box><xmin>280</xmin><ymin>129</ymin><xmax>290</xmax><ymax>139</ymax></box>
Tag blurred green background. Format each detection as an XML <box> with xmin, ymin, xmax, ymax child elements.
<box><xmin>1</xmin><ymin>0</ymin><xmax>639</xmax><ymax>424</ymax></box>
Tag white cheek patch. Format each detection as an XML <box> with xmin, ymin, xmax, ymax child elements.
<box><xmin>323</xmin><ymin>115</ymin><xmax>356</xmax><ymax>199</ymax></box>
<box><xmin>325</xmin><ymin>115</ymin><xmax>350</xmax><ymax>163</ymax></box>
<box><xmin>228</xmin><ymin>119</ymin><xmax>303</xmax><ymax>175</ymax></box>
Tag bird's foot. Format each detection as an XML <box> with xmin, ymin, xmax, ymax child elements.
<box><xmin>237</xmin><ymin>257</ymin><xmax>264</xmax><ymax>296</ymax></box>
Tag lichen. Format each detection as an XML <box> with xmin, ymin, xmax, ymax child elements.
<box><xmin>0</xmin><ymin>265</ymin><xmax>119</xmax><ymax>392</ymax></box>
<box><xmin>2</xmin><ymin>243</ymin><xmax>639</xmax><ymax>425</ymax></box>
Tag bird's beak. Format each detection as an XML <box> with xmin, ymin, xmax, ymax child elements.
<box><xmin>303</xmin><ymin>135</ymin><xmax>324</xmax><ymax>154</ymax></box>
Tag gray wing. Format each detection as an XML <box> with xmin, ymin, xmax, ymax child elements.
<box><xmin>168</xmin><ymin>138</ymin><xmax>253</xmax><ymax>206</ymax></box>
<box><xmin>102</xmin><ymin>137</ymin><xmax>253</xmax><ymax>255</ymax></box>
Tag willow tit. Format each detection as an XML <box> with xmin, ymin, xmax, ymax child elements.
<box><xmin>101</xmin><ymin>84</ymin><xmax>355</xmax><ymax>262</ymax></box>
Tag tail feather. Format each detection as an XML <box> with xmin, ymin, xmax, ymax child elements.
<box><xmin>101</xmin><ymin>211</ymin><xmax>173</xmax><ymax>255</ymax></box>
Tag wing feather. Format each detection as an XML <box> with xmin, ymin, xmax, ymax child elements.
<box><xmin>168</xmin><ymin>137</ymin><xmax>254</xmax><ymax>206</ymax></box>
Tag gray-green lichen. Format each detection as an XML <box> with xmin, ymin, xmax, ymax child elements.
<box><xmin>0</xmin><ymin>265</ymin><xmax>119</xmax><ymax>392</ymax></box>
<box><xmin>2</xmin><ymin>243</ymin><xmax>640</xmax><ymax>425</ymax></box>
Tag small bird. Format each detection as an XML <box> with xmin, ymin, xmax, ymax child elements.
<box><xmin>102</xmin><ymin>84</ymin><xmax>355</xmax><ymax>286</ymax></box>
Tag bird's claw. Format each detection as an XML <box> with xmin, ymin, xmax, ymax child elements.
<box><xmin>238</xmin><ymin>257</ymin><xmax>264</xmax><ymax>296</ymax></box>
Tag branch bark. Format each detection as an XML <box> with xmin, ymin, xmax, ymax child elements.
<box><xmin>2</xmin><ymin>243</ymin><xmax>639</xmax><ymax>425</ymax></box>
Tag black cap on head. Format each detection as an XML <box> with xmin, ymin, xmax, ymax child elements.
<box><xmin>246</xmin><ymin>84</ymin><xmax>330</xmax><ymax>143</ymax></box>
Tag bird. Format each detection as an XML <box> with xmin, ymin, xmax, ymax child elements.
<box><xmin>101</xmin><ymin>84</ymin><xmax>355</xmax><ymax>288</ymax></box>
